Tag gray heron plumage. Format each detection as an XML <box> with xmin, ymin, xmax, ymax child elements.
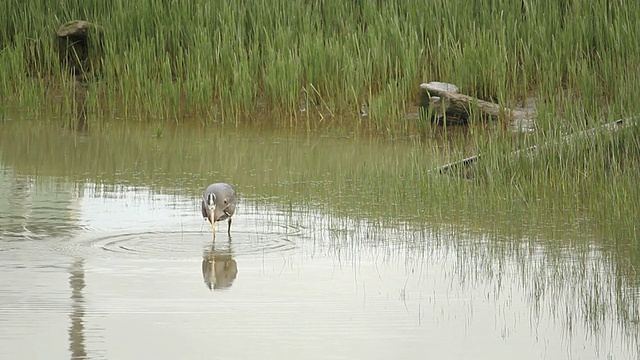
<box><xmin>202</xmin><ymin>183</ymin><xmax>237</xmax><ymax>235</ymax></box>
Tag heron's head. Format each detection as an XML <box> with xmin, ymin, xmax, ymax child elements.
<box><xmin>206</xmin><ymin>193</ymin><xmax>217</xmax><ymax>220</ymax></box>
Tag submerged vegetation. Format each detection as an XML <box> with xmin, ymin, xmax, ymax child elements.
<box><xmin>0</xmin><ymin>0</ymin><xmax>639</xmax><ymax>129</ymax></box>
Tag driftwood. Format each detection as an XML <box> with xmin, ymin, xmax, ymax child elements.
<box><xmin>419</xmin><ymin>82</ymin><xmax>531</xmax><ymax>124</ymax></box>
<box><xmin>438</xmin><ymin>116</ymin><xmax>639</xmax><ymax>175</ymax></box>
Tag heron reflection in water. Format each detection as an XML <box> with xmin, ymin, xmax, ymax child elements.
<box><xmin>201</xmin><ymin>236</ymin><xmax>238</xmax><ymax>290</ymax></box>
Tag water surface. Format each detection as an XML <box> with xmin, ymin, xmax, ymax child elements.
<box><xmin>0</xmin><ymin>120</ymin><xmax>638</xmax><ymax>359</ymax></box>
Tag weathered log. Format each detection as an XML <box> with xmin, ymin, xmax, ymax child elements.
<box><xmin>419</xmin><ymin>82</ymin><xmax>530</xmax><ymax>123</ymax></box>
<box><xmin>418</xmin><ymin>82</ymin><xmax>464</xmax><ymax>124</ymax></box>
<box><xmin>437</xmin><ymin>116</ymin><xmax>639</xmax><ymax>175</ymax></box>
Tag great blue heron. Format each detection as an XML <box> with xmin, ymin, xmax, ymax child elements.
<box><xmin>202</xmin><ymin>183</ymin><xmax>237</xmax><ymax>235</ymax></box>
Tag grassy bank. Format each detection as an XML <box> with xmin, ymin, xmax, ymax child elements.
<box><xmin>1</xmin><ymin>0</ymin><xmax>639</xmax><ymax>130</ymax></box>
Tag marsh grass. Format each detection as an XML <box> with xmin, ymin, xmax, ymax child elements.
<box><xmin>1</xmin><ymin>0</ymin><xmax>638</xmax><ymax>131</ymax></box>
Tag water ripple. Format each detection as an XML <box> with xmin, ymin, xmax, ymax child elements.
<box><xmin>52</xmin><ymin>228</ymin><xmax>298</xmax><ymax>260</ymax></box>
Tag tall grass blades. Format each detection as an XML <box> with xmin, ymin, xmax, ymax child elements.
<box><xmin>0</xmin><ymin>0</ymin><xmax>638</xmax><ymax>129</ymax></box>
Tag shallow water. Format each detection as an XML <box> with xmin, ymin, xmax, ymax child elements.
<box><xmin>0</xmin><ymin>120</ymin><xmax>638</xmax><ymax>359</ymax></box>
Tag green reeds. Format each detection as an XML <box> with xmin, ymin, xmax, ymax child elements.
<box><xmin>1</xmin><ymin>0</ymin><xmax>638</xmax><ymax>129</ymax></box>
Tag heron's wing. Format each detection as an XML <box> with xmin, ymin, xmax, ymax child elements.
<box><xmin>223</xmin><ymin>202</ymin><xmax>236</xmax><ymax>216</ymax></box>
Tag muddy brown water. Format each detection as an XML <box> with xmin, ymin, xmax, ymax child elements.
<box><xmin>0</xmin><ymin>120</ymin><xmax>637</xmax><ymax>359</ymax></box>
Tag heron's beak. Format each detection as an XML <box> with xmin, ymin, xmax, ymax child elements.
<box><xmin>209</xmin><ymin>218</ymin><xmax>216</xmax><ymax>236</ymax></box>
<box><xmin>208</xmin><ymin>208</ymin><xmax>216</xmax><ymax>234</ymax></box>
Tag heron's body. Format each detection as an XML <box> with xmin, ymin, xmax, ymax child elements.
<box><xmin>202</xmin><ymin>183</ymin><xmax>237</xmax><ymax>235</ymax></box>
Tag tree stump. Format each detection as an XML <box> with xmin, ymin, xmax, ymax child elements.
<box><xmin>56</xmin><ymin>20</ymin><xmax>102</xmax><ymax>129</ymax></box>
<box><xmin>56</xmin><ymin>20</ymin><xmax>101</xmax><ymax>80</ymax></box>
